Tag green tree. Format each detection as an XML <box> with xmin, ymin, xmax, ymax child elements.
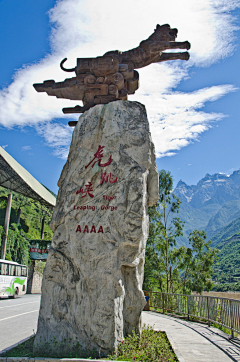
<box><xmin>143</xmin><ymin>170</ymin><xmax>218</xmax><ymax>294</ymax></box>
<box><xmin>176</xmin><ymin>229</ymin><xmax>218</xmax><ymax>294</ymax></box>
<box><xmin>143</xmin><ymin>170</ymin><xmax>184</xmax><ymax>292</ymax></box>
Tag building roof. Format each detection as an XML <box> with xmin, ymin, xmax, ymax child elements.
<box><xmin>0</xmin><ymin>146</ymin><xmax>56</xmax><ymax>207</ymax></box>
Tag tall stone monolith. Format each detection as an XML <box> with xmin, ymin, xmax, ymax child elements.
<box><xmin>34</xmin><ymin>100</ymin><xmax>159</xmax><ymax>357</ymax></box>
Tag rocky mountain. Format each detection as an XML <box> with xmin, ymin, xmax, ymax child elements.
<box><xmin>174</xmin><ymin>170</ymin><xmax>240</xmax><ymax>246</ymax></box>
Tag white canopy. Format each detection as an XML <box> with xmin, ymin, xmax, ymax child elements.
<box><xmin>0</xmin><ymin>146</ymin><xmax>56</xmax><ymax>207</ymax></box>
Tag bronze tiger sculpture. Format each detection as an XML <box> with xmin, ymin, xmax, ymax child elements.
<box><xmin>33</xmin><ymin>24</ymin><xmax>190</xmax><ymax>126</ymax></box>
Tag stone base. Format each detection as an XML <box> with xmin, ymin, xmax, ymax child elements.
<box><xmin>34</xmin><ymin>101</ymin><xmax>159</xmax><ymax>356</ymax></box>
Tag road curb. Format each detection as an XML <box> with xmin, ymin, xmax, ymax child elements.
<box><xmin>153</xmin><ymin>328</ymin><xmax>185</xmax><ymax>362</ymax></box>
<box><xmin>0</xmin><ymin>358</ymin><xmax>128</xmax><ymax>362</ymax></box>
<box><xmin>0</xmin><ymin>335</ymin><xmax>130</xmax><ymax>362</ymax></box>
<box><xmin>0</xmin><ymin>335</ymin><xmax>34</xmax><ymax>356</ymax></box>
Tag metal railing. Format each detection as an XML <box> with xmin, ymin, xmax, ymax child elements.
<box><xmin>144</xmin><ymin>291</ymin><xmax>240</xmax><ymax>338</ymax></box>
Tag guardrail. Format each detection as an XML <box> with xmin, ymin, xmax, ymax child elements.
<box><xmin>144</xmin><ymin>291</ymin><xmax>240</xmax><ymax>338</ymax></box>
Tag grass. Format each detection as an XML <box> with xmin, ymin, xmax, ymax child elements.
<box><xmin>109</xmin><ymin>326</ymin><xmax>177</xmax><ymax>361</ymax></box>
<box><xmin>0</xmin><ymin>325</ymin><xmax>177</xmax><ymax>361</ymax></box>
<box><xmin>1</xmin><ymin>336</ymin><xmax>35</xmax><ymax>358</ymax></box>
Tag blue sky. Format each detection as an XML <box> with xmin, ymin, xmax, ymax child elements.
<box><xmin>0</xmin><ymin>0</ymin><xmax>240</xmax><ymax>193</ymax></box>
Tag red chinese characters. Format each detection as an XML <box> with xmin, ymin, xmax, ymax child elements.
<box><xmin>85</xmin><ymin>145</ymin><xmax>112</xmax><ymax>169</ymax></box>
<box><xmin>75</xmin><ymin>145</ymin><xmax>118</xmax><ymax>205</ymax></box>
<box><xmin>100</xmin><ymin>172</ymin><xmax>117</xmax><ymax>185</ymax></box>
<box><xmin>76</xmin><ymin>182</ymin><xmax>94</xmax><ymax>198</ymax></box>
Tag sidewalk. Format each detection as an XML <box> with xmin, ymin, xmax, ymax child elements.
<box><xmin>142</xmin><ymin>311</ymin><xmax>240</xmax><ymax>362</ymax></box>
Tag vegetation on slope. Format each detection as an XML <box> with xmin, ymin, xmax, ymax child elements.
<box><xmin>0</xmin><ymin>186</ymin><xmax>55</xmax><ymax>265</ymax></box>
<box><xmin>212</xmin><ymin>232</ymin><xmax>240</xmax><ymax>292</ymax></box>
<box><xmin>174</xmin><ymin>202</ymin><xmax>220</xmax><ymax>247</ymax></box>
<box><xmin>205</xmin><ymin>200</ymin><xmax>240</xmax><ymax>239</ymax></box>
<box><xmin>211</xmin><ymin>216</ymin><xmax>240</xmax><ymax>248</ymax></box>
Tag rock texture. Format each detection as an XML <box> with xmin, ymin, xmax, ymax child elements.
<box><xmin>34</xmin><ymin>101</ymin><xmax>159</xmax><ymax>356</ymax></box>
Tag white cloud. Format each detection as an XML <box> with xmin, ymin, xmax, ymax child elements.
<box><xmin>133</xmin><ymin>81</ymin><xmax>236</xmax><ymax>157</ymax></box>
<box><xmin>1</xmin><ymin>145</ymin><xmax>8</xmax><ymax>149</ymax></box>
<box><xmin>0</xmin><ymin>0</ymin><xmax>239</xmax><ymax>158</ymax></box>
<box><xmin>22</xmin><ymin>146</ymin><xmax>32</xmax><ymax>151</ymax></box>
<box><xmin>36</xmin><ymin>122</ymin><xmax>73</xmax><ymax>159</ymax></box>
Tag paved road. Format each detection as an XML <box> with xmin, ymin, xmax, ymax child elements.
<box><xmin>143</xmin><ymin>311</ymin><xmax>240</xmax><ymax>362</ymax></box>
<box><xmin>0</xmin><ymin>294</ymin><xmax>41</xmax><ymax>352</ymax></box>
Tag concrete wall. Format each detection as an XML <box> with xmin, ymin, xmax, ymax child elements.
<box><xmin>27</xmin><ymin>260</ymin><xmax>44</xmax><ymax>294</ymax></box>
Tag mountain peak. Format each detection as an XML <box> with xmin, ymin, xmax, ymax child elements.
<box><xmin>174</xmin><ymin>180</ymin><xmax>195</xmax><ymax>203</ymax></box>
<box><xmin>175</xmin><ymin>169</ymin><xmax>240</xmax><ymax>210</ymax></box>
<box><xmin>230</xmin><ymin>170</ymin><xmax>240</xmax><ymax>185</ymax></box>
<box><xmin>176</xmin><ymin>179</ymin><xmax>188</xmax><ymax>187</ymax></box>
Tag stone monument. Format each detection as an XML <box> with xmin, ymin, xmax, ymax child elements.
<box><xmin>34</xmin><ymin>101</ymin><xmax>159</xmax><ymax>356</ymax></box>
<box><xmin>33</xmin><ymin>23</ymin><xmax>190</xmax><ymax>357</ymax></box>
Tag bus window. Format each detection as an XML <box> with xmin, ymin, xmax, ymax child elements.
<box><xmin>9</xmin><ymin>265</ymin><xmax>16</xmax><ymax>276</ymax></box>
<box><xmin>21</xmin><ymin>267</ymin><xmax>27</xmax><ymax>277</ymax></box>
<box><xmin>16</xmin><ymin>266</ymin><xmax>21</xmax><ymax>276</ymax></box>
<box><xmin>1</xmin><ymin>263</ymin><xmax>8</xmax><ymax>275</ymax></box>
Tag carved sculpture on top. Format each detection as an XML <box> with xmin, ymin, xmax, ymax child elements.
<box><xmin>33</xmin><ymin>24</ymin><xmax>191</xmax><ymax>125</ymax></box>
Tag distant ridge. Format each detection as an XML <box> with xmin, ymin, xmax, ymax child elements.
<box><xmin>174</xmin><ymin>169</ymin><xmax>240</xmax><ymax>246</ymax></box>
<box><xmin>211</xmin><ymin>216</ymin><xmax>240</xmax><ymax>248</ymax></box>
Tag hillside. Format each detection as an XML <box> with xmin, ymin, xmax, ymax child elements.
<box><xmin>211</xmin><ymin>216</ymin><xmax>240</xmax><ymax>248</ymax></box>
<box><xmin>0</xmin><ymin>186</ymin><xmax>55</xmax><ymax>264</ymax></box>
<box><xmin>211</xmin><ymin>232</ymin><xmax>240</xmax><ymax>292</ymax></box>
<box><xmin>174</xmin><ymin>170</ymin><xmax>240</xmax><ymax>246</ymax></box>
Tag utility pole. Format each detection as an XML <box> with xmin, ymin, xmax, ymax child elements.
<box><xmin>41</xmin><ymin>217</ymin><xmax>45</xmax><ymax>240</ymax></box>
<box><xmin>170</xmin><ymin>265</ymin><xmax>173</xmax><ymax>293</ymax></box>
<box><xmin>1</xmin><ymin>192</ymin><xmax>12</xmax><ymax>259</ymax></box>
<box><xmin>17</xmin><ymin>207</ymin><xmax>21</xmax><ymax>224</ymax></box>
